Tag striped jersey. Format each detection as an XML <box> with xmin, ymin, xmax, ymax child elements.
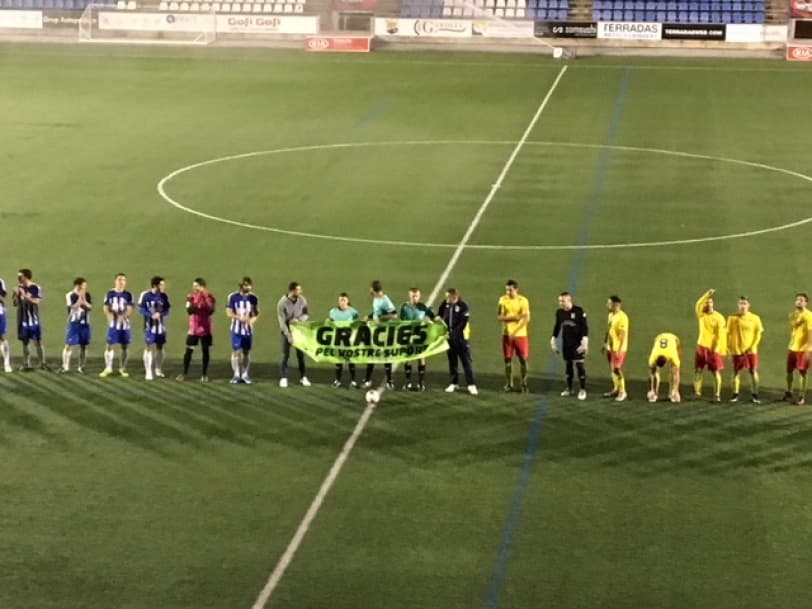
<box><xmin>17</xmin><ymin>283</ymin><xmax>42</xmax><ymax>328</ymax></box>
<box><xmin>66</xmin><ymin>291</ymin><xmax>92</xmax><ymax>325</ymax></box>
<box><xmin>228</xmin><ymin>291</ymin><xmax>259</xmax><ymax>336</ymax></box>
<box><xmin>139</xmin><ymin>290</ymin><xmax>171</xmax><ymax>336</ymax></box>
<box><xmin>0</xmin><ymin>278</ymin><xmax>6</xmax><ymax>316</ymax></box>
<box><xmin>104</xmin><ymin>290</ymin><xmax>134</xmax><ymax>330</ymax></box>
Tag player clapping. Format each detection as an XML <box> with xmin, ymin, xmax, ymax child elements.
<box><xmin>139</xmin><ymin>276</ymin><xmax>171</xmax><ymax>381</ymax></box>
<box><xmin>227</xmin><ymin>277</ymin><xmax>259</xmax><ymax>384</ymax></box>
<box><xmin>178</xmin><ymin>277</ymin><xmax>215</xmax><ymax>383</ymax></box>
<box><xmin>101</xmin><ymin>273</ymin><xmax>134</xmax><ymax>377</ymax></box>
<box><xmin>60</xmin><ymin>277</ymin><xmax>92</xmax><ymax>374</ymax></box>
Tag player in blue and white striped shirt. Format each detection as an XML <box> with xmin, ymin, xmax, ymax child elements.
<box><xmin>60</xmin><ymin>277</ymin><xmax>92</xmax><ymax>374</ymax></box>
<box><xmin>227</xmin><ymin>276</ymin><xmax>259</xmax><ymax>384</ymax></box>
<box><xmin>100</xmin><ymin>273</ymin><xmax>134</xmax><ymax>378</ymax></box>
<box><xmin>13</xmin><ymin>268</ymin><xmax>46</xmax><ymax>370</ymax></box>
<box><xmin>0</xmin><ymin>276</ymin><xmax>11</xmax><ymax>372</ymax></box>
<box><xmin>138</xmin><ymin>276</ymin><xmax>171</xmax><ymax>381</ymax></box>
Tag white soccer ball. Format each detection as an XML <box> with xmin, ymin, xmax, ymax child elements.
<box><xmin>365</xmin><ymin>389</ymin><xmax>380</xmax><ymax>405</ymax></box>
<box><xmin>647</xmin><ymin>390</ymin><xmax>657</xmax><ymax>403</ymax></box>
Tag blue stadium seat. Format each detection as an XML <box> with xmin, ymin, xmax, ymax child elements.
<box><xmin>699</xmin><ymin>10</ymin><xmax>710</xmax><ymax>20</ymax></box>
<box><xmin>687</xmin><ymin>9</ymin><xmax>697</xmax><ymax>19</ymax></box>
<box><xmin>710</xmin><ymin>10</ymin><xmax>720</xmax><ymax>20</ymax></box>
<box><xmin>666</xmin><ymin>9</ymin><xmax>676</xmax><ymax>18</ymax></box>
<box><xmin>645</xmin><ymin>9</ymin><xmax>656</xmax><ymax>18</ymax></box>
<box><xmin>656</xmin><ymin>9</ymin><xmax>666</xmax><ymax>18</ymax></box>
<box><xmin>720</xmin><ymin>10</ymin><xmax>731</xmax><ymax>19</ymax></box>
<box><xmin>732</xmin><ymin>1</ymin><xmax>742</xmax><ymax>9</ymax></box>
<box><xmin>666</xmin><ymin>0</ymin><xmax>675</xmax><ymax>9</ymax></box>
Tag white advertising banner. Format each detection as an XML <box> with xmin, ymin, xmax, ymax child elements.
<box><xmin>597</xmin><ymin>21</ymin><xmax>661</xmax><ymax>40</ymax></box>
<box><xmin>215</xmin><ymin>15</ymin><xmax>318</xmax><ymax>34</ymax></box>
<box><xmin>374</xmin><ymin>18</ymin><xmax>472</xmax><ymax>37</ymax></box>
<box><xmin>99</xmin><ymin>11</ymin><xmax>211</xmax><ymax>32</ymax></box>
<box><xmin>0</xmin><ymin>10</ymin><xmax>43</xmax><ymax>29</ymax></box>
<box><xmin>726</xmin><ymin>24</ymin><xmax>788</xmax><ymax>43</ymax></box>
<box><xmin>471</xmin><ymin>19</ymin><xmax>534</xmax><ymax>38</ymax></box>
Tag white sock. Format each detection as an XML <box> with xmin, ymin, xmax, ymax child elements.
<box><xmin>0</xmin><ymin>340</ymin><xmax>10</xmax><ymax>368</ymax></box>
<box><xmin>231</xmin><ymin>354</ymin><xmax>241</xmax><ymax>377</ymax></box>
<box><xmin>241</xmin><ymin>354</ymin><xmax>251</xmax><ymax>378</ymax></box>
<box><xmin>143</xmin><ymin>350</ymin><xmax>153</xmax><ymax>375</ymax></box>
<box><xmin>62</xmin><ymin>347</ymin><xmax>71</xmax><ymax>371</ymax></box>
<box><xmin>104</xmin><ymin>348</ymin><xmax>114</xmax><ymax>370</ymax></box>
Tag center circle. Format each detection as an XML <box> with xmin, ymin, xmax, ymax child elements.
<box><xmin>156</xmin><ymin>141</ymin><xmax>812</xmax><ymax>250</ymax></box>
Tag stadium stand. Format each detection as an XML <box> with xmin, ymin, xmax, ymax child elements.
<box><xmin>592</xmin><ymin>0</ymin><xmax>766</xmax><ymax>23</ymax></box>
<box><xmin>0</xmin><ymin>0</ymin><xmax>311</xmax><ymax>11</ymax></box>
<box><xmin>400</xmin><ymin>0</ymin><xmax>569</xmax><ymax>20</ymax></box>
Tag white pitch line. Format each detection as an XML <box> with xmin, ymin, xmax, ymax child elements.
<box><xmin>249</xmin><ymin>64</ymin><xmax>569</xmax><ymax>609</ymax></box>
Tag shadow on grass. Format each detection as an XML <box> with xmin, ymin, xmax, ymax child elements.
<box><xmin>2</xmin><ymin>362</ymin><xmax>811</xmax><ymax>478</ymax></box>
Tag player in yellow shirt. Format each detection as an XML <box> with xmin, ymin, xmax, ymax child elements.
<box><xmin>786</xmin><ymin>292</ymin><xmax>812</xmax><ymax>405</ymax></box>
<box><xmin>694</xmin><ymin>289</ymin><xmax>727</xmax><ymax>403</ymax></box>
<box><xmin>497</xmin><ymin>279</ymin><xmax>530</xmax><ymax>392</ymax></box>
<box><xmin>726</xmin><ymin>296</ymin><xmax>764</xmax><ymax>404</ymax></box>
<box><xmin>647</xmin><ymin>332</ymin><xmax>681</xmax><ymax>403</ymax></box>
<box><xmin>602</xmin><ymin>295</ymin><xmax>629</xmax><ymax>402</ymax></box>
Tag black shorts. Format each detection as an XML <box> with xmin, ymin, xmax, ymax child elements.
<box><xmin>186</xmin><ymin>335</ymin><xmax>213</xmax><ymax>348</ymax></box>
<box><xmin>562</xmin><ymin>346</ymin><xmax>584</xmax><ymax>362</ymax></box>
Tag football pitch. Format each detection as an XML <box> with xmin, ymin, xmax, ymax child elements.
<box><xmin>2</xmin><ymin>44</ymin><xmax>812</xmax><ymax>609</ymax></box>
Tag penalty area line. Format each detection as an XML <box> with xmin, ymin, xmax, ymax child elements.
<box><xmin>249</xmin><ymin>64</ymin><xmax>568</xmax><ymax>609</ymax></box>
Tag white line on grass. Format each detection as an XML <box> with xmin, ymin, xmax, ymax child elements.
<box><xmin>249</xmin><ymin>64</ymin><xmax>569</xmax><ymax>609</ymax></box>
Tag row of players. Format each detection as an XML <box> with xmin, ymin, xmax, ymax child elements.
<box><xmin>2</xmin><ymin>270</ymin><xmax>812</xmax><ymax>403</ymax></box>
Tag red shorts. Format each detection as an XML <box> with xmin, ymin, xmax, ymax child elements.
<box><xmin>733</xmin><ymin>353</ymin><xmax>759</xmax><ymax>373</ymax></box>
<box><xmin>694</xmin><ymin>346</ymin><xmax>724</xmax><ymax>372</ymax></box>
<box><xmin>606</xmin><ymin>350</ymin><xmax>627</xmax><ymax>368</ymax></box>
<box><xmin>503</xmin><ymin>335</ymin><xmax>529</xmax><ymax>360</ymax></box>
<box><xmin>787</xmin><ymin>350</ymin><xmax>810</xmax><ymax>373</ymax></box>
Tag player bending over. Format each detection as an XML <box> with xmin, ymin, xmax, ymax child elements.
<box><xmin>648</xmin><ymin>332</ymin><xmax>681</xmax><ymax>403</ymax></box>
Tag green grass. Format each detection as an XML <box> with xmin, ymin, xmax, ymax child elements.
<box><xmin>2</xmin><ymin>43</ymin><xmax>812</xmax><ymax>609</ymax></box>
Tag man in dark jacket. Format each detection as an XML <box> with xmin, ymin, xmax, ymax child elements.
<box><xmin>437</xmin><ymin>288</ymin><xmax>478</xmax><ymax>395</ymax></box>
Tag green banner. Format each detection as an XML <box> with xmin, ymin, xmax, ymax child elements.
<box><xmin>290</xmin><ymin>320</ymin><xmax>449</xmax><ymax>364</ymax></box>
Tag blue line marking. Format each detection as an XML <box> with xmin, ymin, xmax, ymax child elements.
<box><xmin>481</xmin><ymin>68</ymin><xmax>633</xmax><ymax>609</ymax></box>
<box><xmin>568</xmin><ymin>67</ymin><xmax>633</xmax><ymax>293</ymax></box>
<box><xmin>354</xmin><ymin>98</ymin><xmax>392</xmax><ymax>128</ymax></box>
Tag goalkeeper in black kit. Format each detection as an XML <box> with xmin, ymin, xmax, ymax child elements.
<box><xmin>551</xmin><ymin>291</ymin><xmax>589</xmax><ymax>401</ymax></box>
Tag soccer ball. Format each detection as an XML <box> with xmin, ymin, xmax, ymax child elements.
<box><xmin>647</xmin><ymin>390</ymin><xmax>657</xmax><ymax>403</ymax></box>
<box><xmin>365</xmin><ymin>389</ymin><xmax>380</xmax><ymax>405</ymax></box>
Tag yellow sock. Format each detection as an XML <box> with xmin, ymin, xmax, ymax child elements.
<box><xmin>611</xmin><ymin>372</ymin><xmax>618</xmax><ymax>391</ymax></box>
<box><xmin>733</xmin><ymin>374</ymin><xmax>741</xmax><ymax>395</ymax></box>
<box><xmin>714</xmin><ymin>371</ymin><xmax>722</xmax><ymax>397</ymax></box>
<box><xmin>618</xmin><ymin>374</ymin><xmax>626</xmax><ymax>394</ymax></box>
<box><xmin>693</xmin><ymin>372</ymin><xmax>703</xmax><ymax>396</ymax></box>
